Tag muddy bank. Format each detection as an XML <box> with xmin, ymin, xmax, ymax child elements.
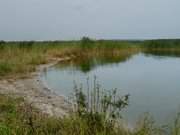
<box><xmin>0</xmin><ymin>57</ymin><xmax>72</xmax><ymax>117</ymax></box>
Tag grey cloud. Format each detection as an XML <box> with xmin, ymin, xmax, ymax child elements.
<box><xmin>0</xmin><ymin>0</ymin><xmax>180</xmax><ymax>40</ymax></box>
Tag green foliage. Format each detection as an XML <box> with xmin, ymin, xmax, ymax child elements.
<box><xmin>80</xmin><ymin>37</ymin><xmax>95</xmax><ymax>48</ymax></box>
<box><xmin>73</xmin><ymin>77</ymin><xmax>129</xmax><ymax>120</ymax></box>
<box><xmin>0</xmin><ymin>41</ymin><xmax>5</xmax><ymax>49</ymax></box>
<box><xmin>17</xmin><ymin>41</ymin><xmax>35</xmax><ymax>49</ymax></box>
<box><xmin>142</xmin><ymin>39</ymin><xmax>180</xmax><ymax>57</ymax></box>
<box><xmin>143</xmin><ymin>39</ymin><xmax>180</xmax><ymax>49</ymax></box>
<box><xmin>0</xmin><ymin>40</ymin><xmax>5</xmax><ymax>45</ymax></box>
<box><xmin>0</xmin><ymin>62</ymin><xmax>12</xmax><ymax>76</ymax></box>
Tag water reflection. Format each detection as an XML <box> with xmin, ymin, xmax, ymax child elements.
<box><xmin>55</xmin><ymin>52</ymin><xmax>134</xmax><ymax>73</ymax></box>
<box><xmin>144</xmin><ymin>50</ymin><xmax>180</xmax><ymax>58</ymax></box>
<box><xmin>42</xmin><ymin>51</ymin><xmax>180</xmax><ymax>126</ymax></box>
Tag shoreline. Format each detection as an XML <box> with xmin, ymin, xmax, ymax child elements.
<box><xmin>0</xmin><ymin>57</ymin><xmax>72</xmax><ymax>117</ymax></box>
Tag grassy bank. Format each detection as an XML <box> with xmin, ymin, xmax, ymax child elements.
<box><xmin>0</xmin><ymin>41</ymin><xmax>77</xmax><ymax>77</ymax></box>
<box><xmin>1</xmin><ymin>39</ymin><xmax>180</xmax><ymax>78</ymax></box>
<box><xmin>0</xmin><ymin>89</ymin><xmax>179</xmax><ymax>135</ymax></box>
<box><xmin>0</xmin><ymin>39</ymin><xmax>139</xmax><ymax>78</ymax></box>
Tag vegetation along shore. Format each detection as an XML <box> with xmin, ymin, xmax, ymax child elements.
<box><xmin>0</xmin><ymin>38</ymin><xmax>180</xmax><ymax>135</ymax></box>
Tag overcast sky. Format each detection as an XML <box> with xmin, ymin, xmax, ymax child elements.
<box><xmin>0</xmin><ymin>0</ymin><xmax>180</xmax><ymax>41</ymax></box>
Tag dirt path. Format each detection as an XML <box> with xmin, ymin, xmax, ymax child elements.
<box><xmin>0</xmin><ymin>57</ymin><xmax>72</xmax><ymax>117</ymax></box>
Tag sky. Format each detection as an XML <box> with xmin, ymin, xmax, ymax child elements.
<box><xmin>0</xmin><ymin>0</ymin><xmax>180</xmax><ymax>41</ymax></box>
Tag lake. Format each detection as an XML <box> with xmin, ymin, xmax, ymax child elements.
<box><xmin>41</xmin><ymin>52</ymin><xmax>180</xmax><ymax>126</ymax></box>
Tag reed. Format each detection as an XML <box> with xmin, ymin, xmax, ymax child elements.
<box><xmin>1</xmin><ymin>38</ymin><xmax>180</xmax><ymax>77</ymax></box>
<box><xmin>0</xmin><ymin>40</ymin><xmax>139</xmax><ymax>78</ymax></box>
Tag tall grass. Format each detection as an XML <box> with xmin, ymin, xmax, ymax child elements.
<box><xmin>0</xmin><ymin>40</ymin><xmax>140</xmax><ymax>78</ymax></box>
<box><xmin>0</xmin><ymin>41</ymin><xmax>77</xmax><ymax>77</ymax></box>
<box><xmin>72</xmin><ymin>77</ymin><xmax>130</xmax><ymax>119</ymax></box>
<box><xmin>1</xmin><ymin>38</ymin><xmax>180</xmax><ymax>77</ymax></box>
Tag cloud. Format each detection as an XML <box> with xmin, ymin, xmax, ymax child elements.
<box><xmin>0</xmin><ymin>0</ymin><xmax>180</xmax><ymax>40</ymax></box>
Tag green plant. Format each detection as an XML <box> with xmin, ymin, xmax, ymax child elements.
<box><xmin>73</xmin><ymin>77</ymin><xmax>129</xmax><ymax>121</ymax></box>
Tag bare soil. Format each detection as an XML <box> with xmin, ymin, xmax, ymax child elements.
<box><xmin>0</xmin><ymin>57</ymin><xmax>72</xmax><ymax>117</ymax></box>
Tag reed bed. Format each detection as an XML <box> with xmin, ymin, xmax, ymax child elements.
<box><xmin>1</xmin><ymin>38</ymin><xmax>180</xmax><ymax>77</ymax></box>
<box><xmin>0</xmin><ymin>39</ymin><xmax>140</xmax><ymax>78</ymax></box>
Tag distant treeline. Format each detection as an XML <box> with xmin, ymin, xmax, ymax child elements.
<box><xmin>143</xmin><ymin>39</ymin><xmax>180</xmax><ymax>48</ymax></box>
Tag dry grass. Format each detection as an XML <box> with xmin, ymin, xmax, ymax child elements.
<box><xmin>0</xmin><ymin>41</ymin><xmax>140</xmax><ymax>78</ymax></box>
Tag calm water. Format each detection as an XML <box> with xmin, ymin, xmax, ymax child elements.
<box><xmin>41</xmin><ymin>53</ymin><xmax>180</xmax><ymax>126</ymax></box>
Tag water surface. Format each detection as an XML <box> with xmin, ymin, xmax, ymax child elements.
<box><xmin>41</xmin><ymin>53</ymin><xmax>180</xmax><ymax>126</ymax></box>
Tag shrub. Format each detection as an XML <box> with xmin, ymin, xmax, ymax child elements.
<box><xmin>80</xmin><ymin>37</ymin><xmax>94</xmax><ymax>48</ymax></box>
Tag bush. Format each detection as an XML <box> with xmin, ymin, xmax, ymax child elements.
<box><xmin>0</xmin><ymin>62</ymin><xmax>12</xmax><ymax>76</ymax></box>
<box><xmin>80</xmin><ymin>37</ymin><xmax>94</xmax><ymax>48</ymax></box>
<box><xmin>0</xmin><ymin>41</ymin><xmax>5</xmax><ymax>49</ymax></box>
